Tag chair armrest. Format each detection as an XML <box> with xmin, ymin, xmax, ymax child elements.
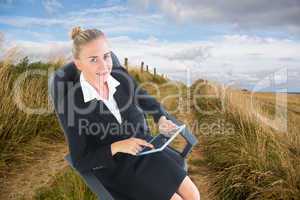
<box><xmin>162</xmin><ymin>110</ymin><xmax>198</xmax><ymax>158</ymax></box>
<box><xmin>64</xmin><ymin>154</ymin><xmax>115</xmax><ymax>200</ymax></box>
<box><xmin>165</xmin><ymin>146</ymin><xmax>188</xmax><ymax>171</ymax></box>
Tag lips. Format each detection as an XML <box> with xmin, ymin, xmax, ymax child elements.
<box><xmin>96</xmin><ymin>71</ymin><xmax>108</xmax><ymax>76</ymax></box>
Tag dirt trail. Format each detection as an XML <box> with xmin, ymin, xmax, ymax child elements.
<box><xmin>176</xmin><ymin>109</ymin><xmax>215</xmax><ymax>200</ymax></box>
<box><xmin>0</xmin><ymin>142</ymin><xmax>68</xmax><ymax>200</ymax></box>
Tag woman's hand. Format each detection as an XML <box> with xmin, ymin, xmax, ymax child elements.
<box><xmin>158</xmin><ymin>116</ymin><xmax>178</xmax><ymax>137</ymax></box>
<box><xmin>111</xmin><ymin>138</ymin><xmax>154</xmax><ymax>156</ymax></box>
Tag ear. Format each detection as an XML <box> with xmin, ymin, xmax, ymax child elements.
<box><xmin>74</xmin><ymin>59</ymin><xmax>82</xmax><ymax>71</ymax></box>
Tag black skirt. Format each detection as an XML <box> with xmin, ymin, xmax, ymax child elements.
<box><xmin>94</xmin><ymin>147</ymin><xmax>187</xmax><ymax>200</ymax></box>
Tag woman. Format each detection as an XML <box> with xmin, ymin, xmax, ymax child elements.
<box><xmin>56</xmin><ymin>26</ymin><xmax>200</xmax><ymax>200</ymax></box>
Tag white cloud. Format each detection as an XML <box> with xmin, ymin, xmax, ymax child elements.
<box><xmin>108</xmin><ymin>34</ymin><xmax>300</xmax><ymax>89</ymax></box>
<box><xmin>129</xmin><ymin>0</ymin><xmax>300</xmax><ymax>34</ymax></box>
<box><xmin>0</xmin><ymin>3</ymin><xmax>164</xmax><ymax>35</ymax></box>
<box><xmin>2</xmin><ymin>39</ymin><xmax>72</xmax><ymax>62</ymax></box>
<box><xmin>65</xmin><ymin>6</ymin><xmax>128</xmax><ymax>17</ymax></box>
<box><xmin>161</xmin><ymin>45</ymin><xmax>212</xmax><ymax>62</ymax></box>
<box><xmin>0</xmin><ymin>16</ymin><xmax>64</xmax><ymax>28</ymax></box>
<box><xmin>2</xmin><ymin>34</ymin><xmax>299</xmax><ymax>90</ymax></box>
<box><xmin>42</xmin><ymin>0</ymin><xmax>63</xmax><ymax>14</ymax></box>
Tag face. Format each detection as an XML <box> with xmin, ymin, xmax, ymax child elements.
<box><xmin>74</xmin><ymin>37</ymin><xmax>113</xmax><ymax>86</ymax></box>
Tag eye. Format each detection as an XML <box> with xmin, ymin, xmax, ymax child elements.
<box><xmin>90</xmin><ymin>57</ymin><xmax>97</xmax><ymax>63</ymax></box>
<box><xmin>104</xmin><ymin>52</ymin><xmax>111</xmax><ymax>60</ymax></box>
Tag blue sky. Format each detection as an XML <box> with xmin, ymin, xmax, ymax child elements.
<box><xmin>0</xmin><ymin>0</ymin><xmax>299</xmax><ymax>92</ymax></box>
<box><xmin>1</xmin><ymin>0</ymin><xmax>240</xmax><ymax>41</ymax></box>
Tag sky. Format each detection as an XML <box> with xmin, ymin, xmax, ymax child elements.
<box><xmin>0</xmin><ymin>0</ymin><xmax>299</xmax><ymax>92</ymax></box>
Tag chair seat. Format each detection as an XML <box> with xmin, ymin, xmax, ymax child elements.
<box><xmin>165</xmin><ymin>146</ymin><xmax>187</xmax><ymax>171</ymax></box>
<box><xmin>109</xmin><ymin>190</ymin><xmax>133</xmax><ymax>200</ymax></box>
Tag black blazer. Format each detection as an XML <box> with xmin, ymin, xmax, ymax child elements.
<box><xmin>50</xmin><ymin>59</ymin><xmax>166</xmax><ymax>174</ymax></box>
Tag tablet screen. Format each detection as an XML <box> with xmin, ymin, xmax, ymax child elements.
<box><xmin>142</xmin><ymin>134</ymin><xmax>169</xmax><ymax>152</ymax></box>
<box><xmin>139</xmin><ymin>126</ymin><xmax>182</xmax><ymax>153</ymax></box>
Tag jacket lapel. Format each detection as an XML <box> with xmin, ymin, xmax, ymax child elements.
<box><xmin>73</xmin><ymin>68</ymin><xmax>133</xmax><ymax>125</ymax></box>
<box><xmin>113</xmin><ymin>84</ymin><xmax>129</xmax><ymax>124</ymax></box>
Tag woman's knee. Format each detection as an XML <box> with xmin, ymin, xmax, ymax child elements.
<box><xmin>170</xmin><ymin>193</ymin><xmax>183</xmax><ymax>200</ymax></box>
<box><xmin>177</xmin><ymin>176</ymin><xmax>200</xmax><ymax>200</ymax></box>
<box><xmin>184</xmin><ymin>188</ymin><xmax>200</xmax><ymax>200</ymax></box>
<box><xmin>188</xmin><ymin>182</ymin><xmax>200</xmax><ymax>200</ymax></box>
<box><xmin>191</xmin><ymin>188</ymin><xmax>200</xmax><ymax>200</ymax></box>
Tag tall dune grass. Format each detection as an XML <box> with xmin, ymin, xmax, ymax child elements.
<box><xmin>193</xmin><ymin>80</ymin><xmax>300</xmax><ymax>200</ymax></box>
<box><xmin>0</xmin><ymin>58</ymin><xmax>64</xmax><ymax>178</ymax></box>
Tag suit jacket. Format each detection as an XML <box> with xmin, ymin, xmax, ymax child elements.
<box><xmin>50</xmin><ymin>61</ymin><xmax>166</xmax><ymax>174</ymax></box>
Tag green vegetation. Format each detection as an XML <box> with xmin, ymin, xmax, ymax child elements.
<box><xmin>34</xmin><ymin>168</ymin><xmax>97</xmax><ymax>200</ymax></box>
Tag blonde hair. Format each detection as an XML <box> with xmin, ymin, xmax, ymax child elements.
<box><xmin>70</xmin><ymin>26</ymin><xmax>105</xmax><ymax>59</ymax></box>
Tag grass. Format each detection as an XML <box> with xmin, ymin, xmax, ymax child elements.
<box><xmin>34</xmin><ymin>168</ymin><xmax>97</xmax><ymax>200</ymax></box>
<box><xmin>192</xmin><ymin>80</ymin><xmax>300</xmax><ymax>200</ymax></box>
<box><xmin>0</xmin><ymin>59</ymin><xmax>64</xmax><ymax>178</ymax></box>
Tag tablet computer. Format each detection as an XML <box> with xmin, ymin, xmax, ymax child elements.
<box><xmin>136</xmin><ymin>124</ymin><xmax>186</xmax><ymax>156</ymax></box>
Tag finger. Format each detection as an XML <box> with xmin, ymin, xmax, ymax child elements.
<box><xmin>168</xmin><ymin>121</ymin><xmax>177</xmax><ymax>128</ymax></box>
<box><xmin>163</xmin><ymin>123</ymin><xmax>169</xmax><ymax>128</ymax></box>
<box><xmin>159</xmin><ymin>126</ymin><xmax>167</xmax><ymax>132</ymax></box>
<box><xmin>130</xmin><ymin>151</ymin><xmax>137</xmax><ymax>156</ymax></box>
<box><xmin>133</xmin><ymin>139</ymin><xmax>143</xmax><ymax>146</ymax></box>
<box><xmin>162</xmin><ymin>121</ymin><xmax>171</xmax><ymax>129</ymax></box>
<box><xmin>129</xmin><ymin>148</ymin><xmax>138</xmax><ymax>156</ymax></box>
<box><xmin>134</xmin><ymin>145</ymin><xmax>142</xmax><ymax>152</ymax></box>
<box><xmin>167</xmin><ymin>123</ymin><xmax>177</xmax><ymax>130</ymax></box>
<box><xmin>140</xmin><ymin>142</ymin><xmax>154</xmax><ymax>148</ymax></box>
<box><xmin>161</xmin><ymin>124</ymin><xmax>173</xmax><ymax>131</ymax></box>
<box><xmin>160</xmin><ymin>123</ymin><xmax>170</xmax><ymax>130</ymax></box>
<box><xmin>133</xmin><ymin>138</ymin><xmax>147</xmax><ymax>144</ymax></box>
<box><xmin>171</xmin><ymin>123</ymin><xmax>177</xmax><ymax>128</ymax></box>
<box><xmin>135</xmin><ymin>146</ymin><xmax>142</xmax><ymax>153</ymax></box>
<box><xmin>137</xmin><ymin>147</ymin><xmax>142</xmax><ymax>153</ymax></box>
<box><xmin>140</xmin><ymin>141</ymin><xmax>154</xmax><ymax>148</ymax></box>
<box><xmin>135</xmin><ymin>139</ymin><xmax>154</xmax><ymax>148</ymax></box>
<box><xmin>166</xmin><ymin>123</ymin><xmax>173</xmax><ymax>130</ymax></box>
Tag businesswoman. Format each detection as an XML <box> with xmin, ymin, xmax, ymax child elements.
<box><xmin>54</xmin><ymin>26</ymin><xmax>200</xmax><ymax>200</ymax></box>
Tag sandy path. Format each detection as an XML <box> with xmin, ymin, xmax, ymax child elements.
<box><xmin>0</xmin><ymin>142</ymin><xmax>68</xmax><ymax>200</ymax></box>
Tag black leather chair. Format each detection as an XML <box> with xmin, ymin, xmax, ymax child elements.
<box><xmin>49</xmin><ymin>52</ymin><xmax>198</xmax><ymax>200</ymax></box>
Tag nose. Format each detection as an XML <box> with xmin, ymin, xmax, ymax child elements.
<box><xmin>97</xmin><ymin>60</ymin><xmax>109</xmax><ymax>73</ymax></box>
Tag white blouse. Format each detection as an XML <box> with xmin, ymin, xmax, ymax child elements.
<box><xmin>80</xmin><ymin>73</ymin><xmax>122</xmax><ymax>124</ymax></box>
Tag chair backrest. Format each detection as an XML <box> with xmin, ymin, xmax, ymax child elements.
<box><xmin>64</xmin><ymin>154</ymin><xmax>115</xmax><ymax>200</ymax></box>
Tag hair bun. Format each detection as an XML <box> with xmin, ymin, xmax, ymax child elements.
<box><xmin>70</xmin><ymin>26</ymin><xmax>82</xmax><ymax>40</ymax></box>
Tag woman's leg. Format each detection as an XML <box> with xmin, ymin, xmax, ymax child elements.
<box><xmin>170</xmin><ymin>193</ymin><xmax>183</xmax><ymax>200</ymax></box>
<box><xmin>176</xmin><ymin>176</ymin><xmax>200</xmax><ymax>200</ymax></box>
